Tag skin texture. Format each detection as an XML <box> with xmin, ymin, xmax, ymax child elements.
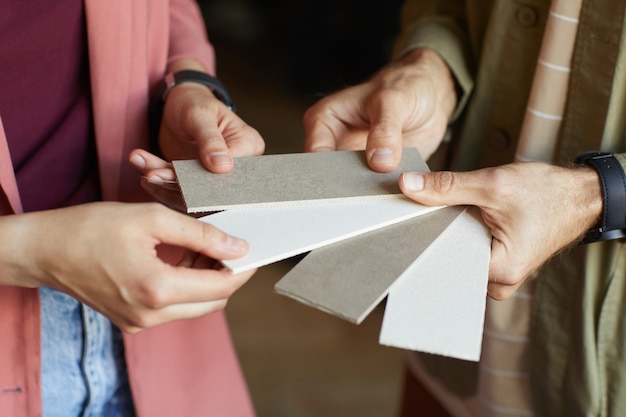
<box><xmin>2</xmin><ymin>58</ymin><xmax>265</xmax><ymax>332</ymax></box>
<box><xmin>157</xmin><ymin>57</ymin><xmax>265</xmax><ymax>172</ymax></box>
<box><xmin>303</xmin><ymin>48</ymin><xmax>456</xmax><ymax>172</ymax></box>
<box><xmin>1</xmin><ymin>202</ymin><xmax>254</xmax><ymax>333</ymax></box>
<box><xmin>302</xmin><ymin>48</ymin><xmax>604</xmax><ymax>299</ymax></box>
<box><xmin>399</xmin><ymin>164</ymin><xmax>602</xmax><ymax>299</ymax></box>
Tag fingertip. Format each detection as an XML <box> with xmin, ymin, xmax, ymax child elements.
<box><xmin>129</xmin><ymin>152</ymin><xmax>146</xmax><ymax>170</ymax></box>
<box><xmin>367</xmin><ymin>147</ymin><xmax>399</xmax><ymax>172</ymax></box>
<box><xmin>202</xmin><ymin>151</ymin><xmax>234</xmax><ymax>173</ymax></box>
<box><xmin>400</xmin><ymin>172</ymin><xmax>425</xmax><ymax>192</ymax></box>
<box><xmin>225</xmin><ymin>235</ymin><xmax>249</xmax><ymax>255</ymax></box>
<box><xmin>308</xmin><ymin>145</ymin><xmax>335</xmax><ymax>153</ymax></box>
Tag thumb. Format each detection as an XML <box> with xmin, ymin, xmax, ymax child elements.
<box><xmin>399</xmin><ymin>171</ymin><xmax>489</xmax><ymax>207</ymax></box>
<box><xmin>364</xmin><ymin>100</ymin><xmax>405</xmax><ymax>173</ymax></box>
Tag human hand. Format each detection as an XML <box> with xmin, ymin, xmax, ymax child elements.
<box><xmin>2</xmin><ymin>202</ymin><xmax>255</xmax><ymax>332</ymax></box>
<box><xmin>398</xmin><ymin>163</ymin><xmax>603</xmax><ymax>299</ymax></box>
<box><xmin>129</xmin><ymin>149</ymin><xmax>185</xmax><ymax>212</ymax></box>
<box><xmin>303</xmin><ymin>48</ymin><xmax>457</xmax><ymax>172</ymax></box>
<box><xmin>157</xmin><ymin>60</ymin><xmax>265</xmax><ymax>173</ymax></box>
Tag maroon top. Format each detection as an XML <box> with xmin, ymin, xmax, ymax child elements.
<box><xmin>0</xmin><ymin>0</ymin><xmax>100</xmax><ymax>212</ymax></box>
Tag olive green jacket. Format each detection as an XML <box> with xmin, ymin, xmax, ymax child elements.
<box><xmin>394</xmin><ymin>1</ymin><xmax>626</xmax><ymax>416</ymax></box>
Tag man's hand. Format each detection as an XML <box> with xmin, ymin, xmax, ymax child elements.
<box><xmin>399</xmin><ymin>163</ymin><xmax>603</xmax><ymax>299</ymax></box>
<box><xmin>303</xmin><ymin>48</ymin><xmax>457</xmax><ymax>172</ymax></box>
<box><xmin>1</xmin><ymin>202</ymin><xmax>255</xmax><ymax>332</ymax></box>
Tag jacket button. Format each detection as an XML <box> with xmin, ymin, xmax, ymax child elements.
<box><xmin>490</xmin><ymin>129</ymin><xmax>511</xmax><ymax>150</ymax></box>
<box><xmin>516</xmin><ymin>6</ymin><xmax>538</xmax><ymax>27</ymax></box>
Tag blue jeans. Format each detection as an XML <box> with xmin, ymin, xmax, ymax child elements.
<box><xmin>40</xmin><ymin>287</ymin><xmax>135</xmax><ymax>417</ymax></box>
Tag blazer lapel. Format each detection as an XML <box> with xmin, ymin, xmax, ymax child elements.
<box><xmin>84</xmin><ymin>0</ymin><xmax>133</xmax><ymax>201</ymax></box>
<box><xmin>0</xmin><ymin>117</ymin><xmax>23</xmax><ymax>214</ymax></box>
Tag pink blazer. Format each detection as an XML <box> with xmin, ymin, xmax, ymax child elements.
<box><xmin>0</xmin><ymin>1</ymin><xmax>255</xmax><ymax>416</ymax></box>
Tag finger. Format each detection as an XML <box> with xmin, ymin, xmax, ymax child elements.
<box><xmin>140</xmin><ymin>180</ymin><xmax>187</xmax><ymax>211</ymax></box>
<box><xmin>364</xmin><ymin>96</ymin><xmax>405</xmax><ymax>172</ymax></box>
<box><xmin>191</xmin><ymin>253</ymin><xmax>220</xmax><ymax>270</ymax></box>
<box><xmin>150</xmin><ymin>207</ymin><xmax>249</xmax><ymax>260</ymax></box>
<box><xmin>181</xmin><ymin>105</ymin><xmax>235</xmax><ymax>173</ymax></box>
<box><xmin>176</xmin><ymin>250</ymin><xmax>200</xmax><ymax>268</ymax></box>
<box><xmin>221</xmin><ymin>122</ymin><xmax>266</xmax><ymax>158</ymax></box>
<box><xmin>303</xmin><ymin>103</ymin><xmax>343</xmax><ymax>152</ymax></box>
<box><xmin>136</xmin><ymin>266</ymin><xmax>254</xmax><ymax>311</ymax></box>
<box><xmin>399</xmin><ymin>170</ymin><xmax>496</xmax><ymax>208</ymax></box>
<box><xmin>486</xmin><ymin>281</ymin><xmax>522</xmax><ymax>301</ymax></box>
<box><xmin>117</xmin><ymin>298</ymin><xmax>229</xmax><ymax>333</ymax></box>
<box><xmin>196</xmin><ymin>132</ymin><xmax>234</xmax><ymax>174</ymax></box>
<box><xmin>129</xmin><ymin>149</ymin><xmax>172</xmax><ymax>174</ymax></box>
<box><xmin>141</xmin><ymin>167</ymin><xmax>178</xmax><ymax>187</ymax></box>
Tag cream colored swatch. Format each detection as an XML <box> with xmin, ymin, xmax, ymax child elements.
<box><xmin>379</xmin><ymin>207</ymin><xmax>490</xmax><ymax>361</ymax></box>
<box><xmin>200</xmin><ymin>198</ymin><xmax>442</xmax><ymax>273</ymax></box>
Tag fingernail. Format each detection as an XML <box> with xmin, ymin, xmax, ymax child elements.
<box><xmin>146</xmin><ymin>173</ymin><xmax>176</xmax><ymax>184</ymax></box>
<box><xmin>369</xmin><ymin>148</ymin><xmax>394</xmax><ymax>165</ymax></box>
<box><xmin>209</xmin><ymin>152</ymin><xmax>232</xmax><ymax>166</ymax></box>
<box><xmin>310</xmin><ymin>146</ymin><xmax>334</xmax><ymax>152</ymax></box>
<box><xmin>402</xmin><ymin>172</ymin><xmax>424</xmax><ymax>191</ymax></box>
<box><xmin>227</xmin><ymin>236</ymin><xmax>248</xmax><ymax>252</ymax></box>
<box><xmin>130</xmin><ymin>154</ymin><xmax>145</xmax><ymax>169</ymax></box>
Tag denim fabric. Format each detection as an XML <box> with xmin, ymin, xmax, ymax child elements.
<box><xmin>40</xmin><ymin>287</ymin><xmax>135</xmax><ymax>417</ymax></box>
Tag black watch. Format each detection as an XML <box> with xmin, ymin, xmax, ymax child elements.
<box><xmin>148</xmin><ymin>70</ymin><xmax>235</xmax><ymax>155</ymax></box>
<box><xmin>574</xmin><ymin>151</ymin><xmax>626</xmax><ymax>243</ymax></box>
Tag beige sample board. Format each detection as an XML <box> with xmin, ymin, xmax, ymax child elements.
<box><xmin>275</xmin><ymin>207</ymin><xmax>465</xmax><ymax>324</ymax></box>
<box><xmin>173</xmin><ymin>148</ymin><xmax>428</xmax><ymax>213</ymax></box>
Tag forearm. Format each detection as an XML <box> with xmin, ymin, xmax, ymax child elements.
<box><xmin>168</xmin><ymin>0</ymin><xmax>215</xmax><ymax>74</ymax></box>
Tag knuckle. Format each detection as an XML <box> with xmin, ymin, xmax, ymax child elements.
<box><xmin>135</xmin><ymin>281</ymin><xmax>171</xmax><ymax>310</ymax></box>
<box><xmin>143</xmin><ymin>202</ymin><xmax>168</xmax><ymax>221</ymax></box>
<box><xmin>483</xmin><ymin>168</ymin><xmax>515</xmax><ymax>199</ymax></box>
<box><xmin>303</xmin><ymin>99</ymin><xmax>333</xmax><ymax>123</ymax></box>
<box><xmin>370</xmin><ymin>121</ymin><xmax>396</xmax><ymax>142</ymax></box>
<box><xmin>120</xmin><ymin>311</ymin><xmax>155</xmax><ymax>332</ymax></box>
<box><xmin>431</xmin><ymin>171</ymin><xmax>456</xmax><ymax>194</ymax></box>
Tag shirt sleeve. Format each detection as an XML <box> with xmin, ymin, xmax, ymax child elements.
<box><xmin>393</xmin><ymin>0</ymin><xmax>474</xmax><ymax>122</ymax></box>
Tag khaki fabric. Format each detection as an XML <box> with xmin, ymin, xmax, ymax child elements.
<box><xmin>394</xmin><ymin>0</ymin><xmax>626</xmax><ymax>416</ymax></box>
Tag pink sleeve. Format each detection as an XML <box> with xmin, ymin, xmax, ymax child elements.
<box><xmin>168</xmin><ymin>0</ymin><xmax>216</xmax><ymax>75</ymax></box>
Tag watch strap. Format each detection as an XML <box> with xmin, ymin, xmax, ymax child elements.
<box><xmin>575</xmin><ymin>151</ymin><xmax>626</xmax><ymax>243</ymax></box>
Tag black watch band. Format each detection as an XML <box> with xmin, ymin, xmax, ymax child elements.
<box><xmin>148</xmin><ymin>70</ymin><xmax>235</xmax><ymax>155</ymax></box>
<box><xmin>575</xmin><ymin>151</ymin><xmax>626</xmax><ymax>243</ymax></box>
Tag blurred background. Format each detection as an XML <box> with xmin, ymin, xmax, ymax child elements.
<box><xmin>194</xmin><ymin>1</ymin><xmax>408</xmax><ymax>416</ymax></box>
